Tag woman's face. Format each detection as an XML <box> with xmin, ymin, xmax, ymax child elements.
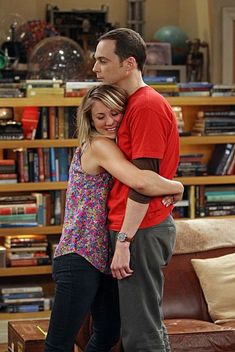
<box><xmin>91</xmin><ymin>100</ymin><xmax>123</xmax><ymax>139</ymax></box>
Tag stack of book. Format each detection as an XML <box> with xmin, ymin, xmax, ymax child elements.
<box><xmin>0</xmin><ymin>285</ymin><xmax>51</xmax><ymax>313</ymax></box>
<box><xmin>172</xmin><ymin>106</ymin><xmax>184</xmax><ymax>135</ymax></box>
<box><xmin>192</xmin><ymin>109</ymin><xmax>235</xmax><ymax>136</ymax></box>
<box><xmin>207</xmin><ymin>144</ymin><xmax>235</xmax><ymax>175</ymax></box>
<box><xmin>0</xmin><ymin>121</ymin><xmax>24</xmax><ymax>140</ymax></box>
<box><xmin>25</xmin><ymin>79</ymin><xmax>64</xmax><ymax>98</ymax></box>
<box><xmin>178</xmin><ymin>82</ymin><xmax>213</xmax><ymax>96</ymax></box>
<box><xmin>211</xmin><ymin>85</ymin><xmax>235</xmax><ymax>97</ymax></box>
<box><xmin>176</xmin><ymin>153</ymin><xmax>207</xmax><ymax>176</ymax></box>
<box><xmin>0</xmin><ymin>159</ymin><xmax>17</xmax><ymax>184</ymax></box>
<box><xmin>172</xmin><ymin>199</ymin><xmax>190</xmax><ymax>219</ymax></box>
<box><xmin>203</xmin><ymin>185</ymin><xmax>235</xmax><ymax>217</ymax></box>
<box><xmin>4</xmin><ymin>235</ymin><xmax>50</xmax><ymax>267</ymax></box>
<box><xmin>0</xmin><ymin>194</ymin><xmax>38</xmax><ymax>228</ymax></box>
<box><xmin>64</xmin><ymin>81</ymin><xmax>100</xmax><ymax>97</ymax></box>
<box><xmin>144</xmin><ymin>76</ymin><xmax>179</xmax><ymax>96</ymax></box>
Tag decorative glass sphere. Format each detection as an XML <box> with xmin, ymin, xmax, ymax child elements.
<box><xmin>154</xmin><ymin>25</ymin><xmax>189</xmax><ymax>65</ymax></box>
<box><xmin>27</xmin><ymin>36</ymin><xmax>86</xmax><ymax>81</ymax></box>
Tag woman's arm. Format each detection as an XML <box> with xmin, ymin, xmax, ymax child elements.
<box><xmin>91</xmin><ymin>137</ymin><xmax>183</xmax><ymax>197</ymax></box>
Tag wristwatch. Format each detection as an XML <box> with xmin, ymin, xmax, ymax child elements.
<box><xmin>116</xmin><ymin>232</ymin><xmax>133</xmax><ymax>243</ymax></box>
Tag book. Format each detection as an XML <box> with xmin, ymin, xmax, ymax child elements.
<box><xmin>0</xmin><ymin>222</ymin><xmax>38</xmax><ymax>228</ymax></box>
<box><xmin>1</xmin><ymin>291</ymin><xmax>43</xmax><ymax>300</ymax></box>
<box><xmin>197</xmin><ymin>110</ymin><xmax>235</xmax><ymax>118</ymax></box>
<box><xmin>6</xmin><ymin>245</ymin><xmax>47</xmax><ymax>252</ymax></box>
<box><xmin>0</xmin><ymin>213</ymin><xmax>37</xmax><ymax>223</ymax></box>
<box><xmin>8</xmin><ymin>257</ymin><xmax>51</xmax><ymax>266</ymax></box>
<box><xmin>48</xmin><ymin>106</ymin><xmax>56</xmax><ymax>139</ymax></box>
<box><xmin>49</xmin><ymin>147</ymin><xmax>56</xmax><ymax>181</ymax></box>
<box><xmin>0</xmin><ymin>204</ymin><xmax>37</xmax><ymax>215</ymax></box>
<box><xmin>0</xmin><ymin>246</ymin><xmax>6</xmax><ymax>267</ymax></box>
<box><xmin>207</xmin><ymin>144</ymin><xmax>234</xmax><ymax>175</ymax></box>
<box><xmin>26</xmin><ymin>87</ymin><xmax>64</xmax><ymax>97</ymax></box>
<box><xmin>0</xmin><ymin>159</ymin><xmax>15</xmax><ymax>166</ymax></box>
<box><xmin>0</xmin><ymin>286</ymin><xmax>43</xmax><ymax>294</ymax></box>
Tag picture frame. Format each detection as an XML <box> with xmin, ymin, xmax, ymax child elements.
<box><xmin>145</xmin><ymin>42</ymin><xmax>172</xmax><ymax>66</ymax></box>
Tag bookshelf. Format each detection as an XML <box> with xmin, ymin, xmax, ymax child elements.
<box><xmin>0</xmin><ymin>97</ymin><xmax>82</xmax><ymax>325</ymax></box>
<box><xmin>0</xmin><ymin>95</ymin><xmax>234</xmax><ymax>323</ymax></box>
<box><xmin>168</xmin><ymin>96</ymin><xmax>235</xmax><ymax>219</ymax></box>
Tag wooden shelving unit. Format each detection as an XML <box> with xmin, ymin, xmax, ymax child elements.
<box><xmin>0</xmin><ymin>95</ymin><xmax>234</xmax><ymax>321</ymax></box>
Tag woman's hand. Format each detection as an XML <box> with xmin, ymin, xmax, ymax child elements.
<box><xmin>162</xmin><ymin>191</ymin><xmax>183</xmax><ymax>207</ymax></box>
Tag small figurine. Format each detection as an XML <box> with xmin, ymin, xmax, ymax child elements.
<box><xmin>186</xmin><ymin>38</ymin><xmax>209</xmax><ymax>82</ymax></box>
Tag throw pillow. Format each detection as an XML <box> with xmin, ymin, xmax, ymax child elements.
<box><xmin>191</xmin><ymin>253</ymin><xmax>235</xmax><ymax>323</ymax></box>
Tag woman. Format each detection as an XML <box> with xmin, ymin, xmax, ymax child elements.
<box><xmin>45</xmin><ymin>85</ymin><xmax>183</xmax><ymax>352</ymax></box>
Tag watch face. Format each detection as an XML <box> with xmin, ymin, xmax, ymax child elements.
<box><xmin>117</xmin><ymin>233</ymin><xmax>126</xmax><ymax>242</ymax></box>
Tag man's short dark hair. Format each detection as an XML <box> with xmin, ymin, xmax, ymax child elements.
<box><xmin>98</xmin><ymin>28</ymin><xmax>146</xmax><ymax>72</ymax></box>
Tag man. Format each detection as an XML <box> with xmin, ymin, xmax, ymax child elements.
<box><xmin>93</xmin><ymin>28</ymin><xmax>180</xmax><ymax>352</ymax></box>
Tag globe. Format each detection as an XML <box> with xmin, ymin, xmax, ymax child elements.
<box><xmin>27</xmin><ymin>36</ymin><xmax>86</xmax><ymax>81</ymax></box>
<box><xmin>154</xmin><ymin>26</ymin><xmax>189</xmax><ymax>65</ymax></box>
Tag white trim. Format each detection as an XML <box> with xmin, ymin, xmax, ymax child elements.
<box><xmin>222</xmin><ymin>7</ymin><xmax>235</xmax><ymax>84</ymax></box>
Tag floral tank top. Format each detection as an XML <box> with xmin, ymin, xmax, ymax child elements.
<box><xmin>54</xmin><ymin>146</ymin><xmax>113</xmax><ymax>274</ymax></box>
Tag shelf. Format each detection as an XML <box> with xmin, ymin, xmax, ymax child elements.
<box><xmin>0</xmin><ymin>181</ymin><xmax>67</xmax><ymax>192</ymax></box>
<box><xmin>0</xmin><ymin>310</ymin><xmax>51</xmax><ymax>320</ymax></box>
<box><xmin>0</xmin><ymin>97</ymin><xmax>82</xmax><ymax>107</ymax></box>
<box><xmin>0</xmin><ymin>136</ymin><xmax>234</xmax><ymax>149</ymax></box>
<box><xmin>180</xmin><ymin>135</ymin><xmax>235</xmax><ymax>145</ymax></box>
<box><xmin>0</xmin><ymin>265</ymin><xmax>52</xmax><ymax>277</ymax></box>
<box><xmin>0</xmin><ymin>96</ymin><xmax>234</xmax><ymax>108</ymax></box>
<box><xmin>0</xmin><ymin>225</ymin><xmax>62</xmax><ymax>236</ymax></box>
<box><xmin>0</xmin><ymin>139</ymin><xmax>78</xmax><ymax>148</ymax></box>
<box><xmin>166</xmin><ymin>96</ymin><xmax>235</xmax><ymax>106</ymax></box>
<box><xmin>175</xmin><ymin>175</ymin><xmax>235</xmax><ymax>185</ymax></box>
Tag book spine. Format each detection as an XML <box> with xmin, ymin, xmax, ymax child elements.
<box><xmin>8</xmin><ymin>257</ymin><xmax>51</xmax><ymax>266</ymax></box>
<box><xmin>37</xmin><ymin>147</ymin><xmax>45</xmax><ymax>182</ymax></box>
<box><xmin>1</xmin><ymin>287</ymin><xmax>43</xmax><ymax>295</ymax></box>
<box><xmin>0</xmin><ymin>204</ymin><xmax>37</xmax><ymax>215</ymax></box>
<box><xmin>50</xmin><ymin>148</ymin><xmax>56</xmax><ymax>181</ymax></box>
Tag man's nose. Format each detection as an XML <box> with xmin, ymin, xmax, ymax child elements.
<box><xmin>92</xmin><ymin>61</ymin><xmax>99</xmax><ymax>72</ymax></box>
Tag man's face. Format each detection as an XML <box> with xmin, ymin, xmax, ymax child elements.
<box><xmin>93</xmin><ymin>39</ymin><xmax>127</xmax><ymax>86</ymax></box>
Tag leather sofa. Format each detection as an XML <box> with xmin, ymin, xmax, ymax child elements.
<box><xmin>76</xmin><ymin>218</ymin><xmax>235</xmax><ymax>352</ymax></box>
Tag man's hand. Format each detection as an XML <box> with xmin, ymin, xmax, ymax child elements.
<box><xmin>111</xmin><ymin>242</ymin><xmax>134</xmax><ymax>280</ymax></box>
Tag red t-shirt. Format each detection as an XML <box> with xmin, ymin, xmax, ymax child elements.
<box><xmin>108</xmin><ymin>86</ymin><xmax>180</xmax><ymax>231</ymax></box>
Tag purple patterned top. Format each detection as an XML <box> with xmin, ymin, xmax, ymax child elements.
<box><xmin>54</xmin><ymin>146</ymin><xmax>113</xmax><ymax>273</ymax></box>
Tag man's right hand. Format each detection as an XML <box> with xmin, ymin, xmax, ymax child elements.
<box><xmin>110</xmin><ymin>242</ymin><xmax>134</xmax><ymax>280</ymax></box>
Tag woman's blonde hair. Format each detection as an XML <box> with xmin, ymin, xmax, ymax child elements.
<box><xmin>77</xmin><ymin>84</ymin><xmax>128</xmax><ymax>146</ymax></box>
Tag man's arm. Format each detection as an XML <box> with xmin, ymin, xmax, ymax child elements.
<box><xmin>110</xmin><ymin>199</ymin><xmax>148</xmax><ymax>280</ymax></box>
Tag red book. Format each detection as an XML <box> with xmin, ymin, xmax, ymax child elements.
<box><xmin>0</xmin><ymin>173</ymin><xmax>17</xmax><ymax>179</ymax></box>
<box><xmin>0</xmin><ymin>204</ymin><xmax>37</xmax><ymax>215</ymax></box>
<box><xmin>0</xmin><ymin>159</ymin><xmax>15</xmax><ymax>165</ymax></box>
<box><xmin>48</xmin><ymin>107</ymin><xmax>56</xmax><ymax>139</ymax></box>
<box><xmin>37</xmin><ymin>148</ymin><xmax>45</xmax><ymax>182</ymax></box>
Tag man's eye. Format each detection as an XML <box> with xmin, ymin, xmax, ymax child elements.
<box><xmin>100</xmin><ymin>59</ymin><xmax>107</xmax><ymax>64</ymax></box>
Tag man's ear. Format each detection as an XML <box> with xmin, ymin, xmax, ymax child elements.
<box><xmin>125</xmin><ymin>57</ymin><xmax>137</xmax><ymax>71</ymax></box>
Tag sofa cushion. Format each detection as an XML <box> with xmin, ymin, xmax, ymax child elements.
<box><xmin>165</xmin><ymin>319</ymin><xmax>235</xmax><ymax>352</ymax></box>
<box><xmin>191</xmin><ymin>253</ymin><xmax>235</xmax><ymax>322</ymax></box>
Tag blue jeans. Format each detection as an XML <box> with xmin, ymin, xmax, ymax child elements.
<box><xmin>44</xmin><ymin>253</ymin><xmax>120</xmax><ymax>352</ymax></box>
